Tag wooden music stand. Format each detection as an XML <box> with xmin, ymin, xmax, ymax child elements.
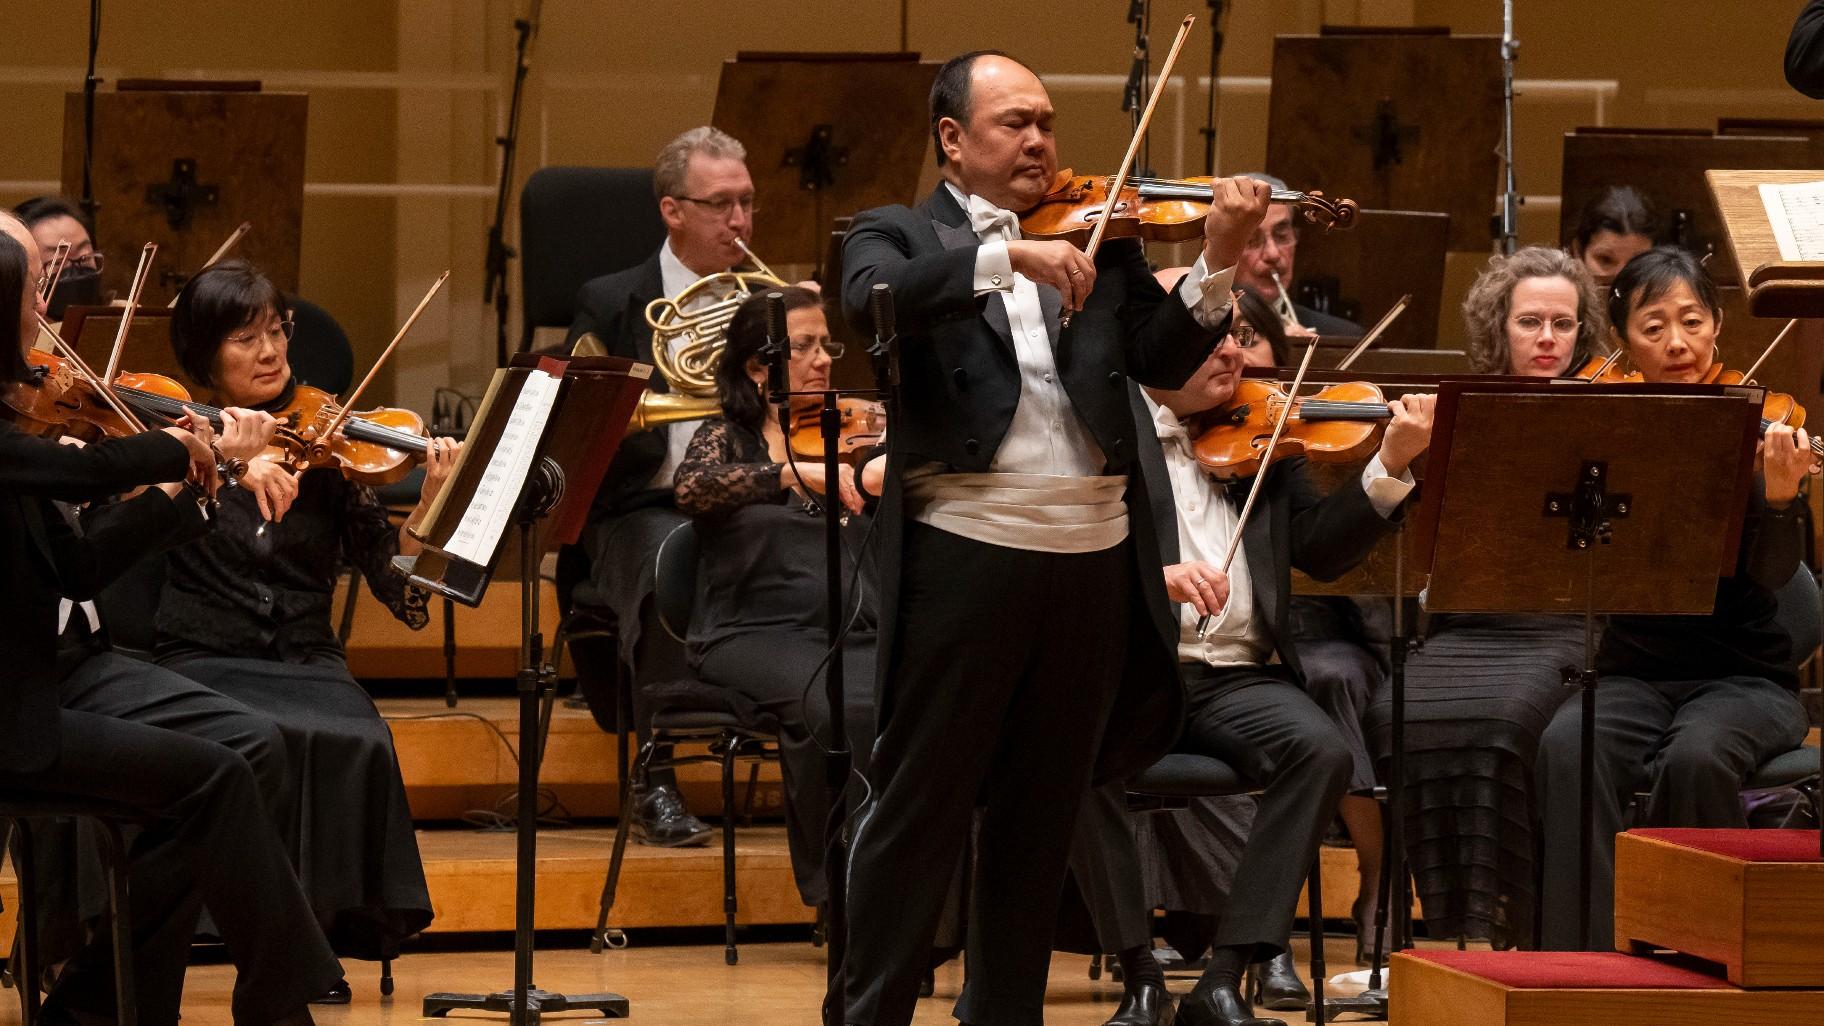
<box><xmin>711</xmin><ymin>53</ymin><xmax>937</xmax><ymax>276</ymax></box>
<box><xmin>1411</xmin><ymin>378</ymin><xmax>1760</xmax><ymax>949</ymax></box>
<box><xmin>60</xmin><ymin>306</ymin><xmax>187</xmax><ymax>392</ymax></box>
<box><xmin>61</xmin><ymin>81</ymin><xmax>307</xmax><ymax>305</ymax></box>
<box><xmin>1706</xmin><ymin>169</ymin><xmax>1824</xmax><ymax>317</ymax></box>
<box><xmin>1559</xmin><ymin>129</ymin><xmax>1812</xmax><ymax>287</ymax></box>
<box><xmin>1295</xmin><ymin>209</ymin><xmax>1450</xmax><ymax>349</ymax></box>
<box><xmin>1266</xmin><ymin>30</ymin><xmax>1500</xmax><ymax>252</ymax></box>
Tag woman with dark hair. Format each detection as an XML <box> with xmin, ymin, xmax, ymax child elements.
<box><xmin>151</xmin><ymin>259</ymin><xmax>461</xmax><ymax>995</ymax></box>
<box><xmin>13</xmin><ymin>195</ymin><xmax>104</xmax><ymax>319</ymax></box>
<box><xmin>0</xmin><ymin>219</ymin><xmax>343</xmax><ymax>1025</ymax></box>
<box><xmin>672</xmin><ymin>285</ymin><xmax>882</xmax><ymax>907</ymax></box>
<box><xmin>1535</xmin><ymin>248</ymin><xmax>1812</xmax><ymax>950</ymax></box>
<box><xmin>1569</xmin><ymin>186</ymin><xmax>1661</xmax><ymax>288</ymax></box>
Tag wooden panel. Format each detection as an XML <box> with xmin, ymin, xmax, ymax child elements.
<box><xmin>342</xmin><ymin>578</ymin><xmax>560</xmax><ymax>680</ymax></box>
<box><xmin>1389</xmin><ymin>953</ymin><xmax>1511</xmax><ymax>1026</ymax></box>
<box><xmin>1295</xmin><ymin>210</ymin><xmax>1452</xmax><ymax>350</ymax></box>
<box><xmin>1614</xmin><ymin>832</ymin><xmax>1746</xmax><ymax>979</ymax></box>
<box><xmin>1741</xmin><ymin>862</ymin><xmax>1824</xmax><ymax>988</ymax></box>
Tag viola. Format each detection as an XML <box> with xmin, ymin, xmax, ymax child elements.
<box><xmin>255</xmin><ymin>383</ymin><xmax>431</xmax><ymax>486</ymax></box>
<box><xmin>2</xmin><ymin>349</ymin><xmax>164</xmax><ymax>441</ymax></box>
<box><xmin>1192</xmin><ymin>377</ymin><xmax>1393</xmax><ymax>479</ymax></box>
<box><xmin>1021</xmin><ymin>169</ymin><xmax>1360</xmax><ymax>247</ymax></box>
<box><xmin>789</xmin><ymin>398</ymin><xmax>885</xmax><ymax>463</ymax></box>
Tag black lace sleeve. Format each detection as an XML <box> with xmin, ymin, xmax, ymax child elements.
<box><xmin>675</xmin><ymin>418</ymin><xmax>783</xmax><ymax>519</ymax></box>
<box><xmin>341</xmin><ymin>478</ymin><xmax>431</xmax><ymax>630</ymax></box>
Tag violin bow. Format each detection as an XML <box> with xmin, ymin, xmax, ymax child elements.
<box><xmin>1335</xmin><ymin>294</ymin><xmax>1412</xmax><ymax>372</ymax></box>
<box><xmin>102</xmin><ymin>243</ymin><xmax>157</xmax><ymax>386</ymax></box>
<box><xmin>313</xmin><ymin>270</ymin><xmax>450</xmax><ymax>453</ymax></box>
<box><xmin>1741</xmin><ymin>319</ymin><xmax>1800</xmax><ymax>384</ymax></box>
<box><xmin>1063</xmin><ymin>13</ymin><xmax>1196</xmax><ymax>327</ymax></box>
<box><xmin>1579</xmin><ymin>349</ymin><xmax>1624</xmax><ymax>381</ymax></box>
<box><xmin>35</xmin><ymin>313</ymin><xmax>149</xmax><ymax>433</ymax></box>
<box><xmin>167</xmin><ymin>222</ymin><xmax>253</xmax><ymax>309</ymax></box>
<box><xmin>1196</xmin><ymin>336</ymin><xmax>1320</xmax><ymax>636</ymax></box>
<box><xmin>40</xmin><ymin>241</ymin><xmax>72</xmax><ymax>305</ymax></box>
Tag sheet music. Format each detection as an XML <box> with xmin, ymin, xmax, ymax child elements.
<box><xmin>444</xmin><ymin>367</ymin><xmax>563</xmax><ymax>565</ymax></box>
<box><xmin>1759</xmin><ymin>180</ymin><xmax>1824</xmax><ymax>261</ymax></box>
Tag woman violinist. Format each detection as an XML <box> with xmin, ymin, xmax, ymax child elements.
<box><xmin>0</xmin><ymin>218</ymin><xmax>343</xmax><ymax>1025</ymax></box>
<box><xmin>1534</xmin><ymin>247</ymin><xmax>1814</xmax><ymax>951</ymax></box>
<box><xmin>151</xmin><ymin>260</ymin><xmax>459</xmax><ymax>997</ymax></box>
<box><xmin>672</xmin><ymin>285</ymin><xmax>883</xmax><ymax>910</ymax></box>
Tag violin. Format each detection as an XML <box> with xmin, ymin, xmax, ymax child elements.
<box><xmin>1021</xmin><ymin>169</ymin><xmax>1360</xmax><ymax>247</ymax></box>
<box><xmin>263</xmin><ymin>383</ymin><xmax>431</xmax><ymax>486</ymax></box>
<box><xmin>1</xmin><ymin>349</ymin><xmax>149</xmax><ymax>440</ymax></box>
<box><xmin>789</xmin><ymin>399</ymin><xmax>885</xmax><ymax>463</ymax></box>
<box><xmin>1192</xmin><ymin>377</ymin><xmax>1392</xmax><ymax>479</ymax></box>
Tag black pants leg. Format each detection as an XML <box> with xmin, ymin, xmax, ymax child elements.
<box><xmin>844</xmin><ymin>525</ymin><xmax>1131</xmax><ymax>1026</ymax></box>
<box><xmin>0</xmin><ymin>707</ymin><xmax>342</xmax><ymax>1026</ymax></box>
<box><xmin>1064</xmin><ymin>782</ymin><xmax>1154</xmax><ymax>953</ymax></box>
<box><xmin>1180</xmin><ymin>671</ymin><xmax>1353</xmax><ymax>961</ymax></box>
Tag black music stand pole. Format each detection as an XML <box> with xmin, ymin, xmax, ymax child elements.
<box><xmin>490</xmin><ymin>0</ymin><xmax>542</xmax><ymax>364</ymax></box>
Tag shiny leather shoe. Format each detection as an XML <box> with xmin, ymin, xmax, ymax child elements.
<box><xmin>1104</xmin><ymin>981</ymin><xmax>1176</xmax><ymax>1026</ymax></box>
<box><xmin>630</xmin><ymin>783</ymin><xmax>713</xmax><ymax>847</ymax></box>
<box><xmin>308</xmin><ymin>979</ymin><xmax>351</xmax><ymax>1004</ymax></box>
<box><xmin>1173</xmin><ymin>985</ymin><xmax>1283</xmax><ymax>1026</ymax></box>
<box><xmin>1245</xmin><ymin>953</ymin><xmax>1310</xmax><ymax>1011</ymax></box>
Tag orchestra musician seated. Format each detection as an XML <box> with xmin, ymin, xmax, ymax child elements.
<box><xmin>1362</xmin><ymin>245</ymin><xmax>1608</xmax><ymax>948</ymax></box>
<box><xmin>1233</xmin><ymin>173</ymin><xmax>1361</xmax><ymax>338</ymax></box>
<box><xmin>1535</xmin><ymin>247</ymin><xmax>1815</xmax><ymax>950</ymax></box>
<box><xmin>561</xmin><ymin>125</ymin><xmax>772</xmax><ymax>848</ymax></box>
<box><xmin>150</xmin><ymin>260</ymin><xmax>461</xmax><ymax>999</ymax></box>
<box><xmin>672</xmin><ymin>285</ymin><xmax>882</xmax><ymax>912</ymax></box>
<box><xmin>1567</xmin><ymin>185</ymin><xmax>1661</xmax><ymax>289</ymax></box>
<box><xmin>0</xmin><ymin>216</ymin><xmax>343</xmax><ymax>1026</ymax></box>
<box><xmin>12</xmin><ymin>195</ymin><xmax>105</xmax><ymax>320</ymax></box>
<box><xmin>1044</xmin><ymin>298</ymin><xmax>1434</xmax><ymax>1026</ymax></box>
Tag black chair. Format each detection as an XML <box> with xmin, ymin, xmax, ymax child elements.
<box><xmin>1</xmin><ymin>795</ymin><xmax>140</xmax><ymax>1026</ymax></box>
<box><xmin>518</xmin><ymin>166</ymin><xmax>668</xmax><ymax>348</ymax></box>
<box><xmin>592</xmin><ymin>521</ymin><xmax>782</xmax><ymax>966</ymax></box>
<box><xmin>285</xmin><ymin>296</ymin><xmax>354</xmax><ymax>396</ymax></box>
<box><xmin>1743</xmin><ymin>565</ymin><xmax>1823</xmax><ymax>821</ymax></box>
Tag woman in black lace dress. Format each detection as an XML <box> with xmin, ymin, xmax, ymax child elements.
<box><xmin>150</xmin><ymin>262</ymin><xmax>461</xmax><ymax>993</ymax></box>
<box><xmin>673</xmin><ymin>285</ymin><xmax>882</xmax><ymax>907</ymax></box>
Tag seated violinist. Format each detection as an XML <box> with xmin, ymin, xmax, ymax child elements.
<box><xmin>1462</xmin><ymin>245</ymin><xmax>1608</xmax><ymax>377</ymax></box>
<box><xmin>1535</xmin><ymin>248</ymin><xmax>1814</xmax><ymax>951</ymax></box>
<box><xmin>149</xmin><ymin>260</ymin><xmax>461</xmax><ymax>999</ymax></box>
<box><xmin>13</xmin><ymin>195</ymin><xmax>104</xmax><ymax>319</ymax></box>
<box><xmin>672</xmin><ymin>285</ymin><xmax>881</xmax><ymax>911</ymax></box>
<box><xmin>0</xmin><ymin>215</ymin><xmax>343</xmax><ymax>1026</ymax></box>
<box><xmin>1567</xmin><ymin>186</ymin><xmax>1660</xmax><ymax>289</ymax></box>
<box><xmin>1046</xmin><ymin>302</ymin><xmax>1434</xmax><ymax>1026</ymax></box>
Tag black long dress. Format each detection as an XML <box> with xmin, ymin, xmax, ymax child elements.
<box><xmin>674</xmin><ymin>416</ymin><xmax>879</xmax><ymax>906</ymax></box>
<box><xmin>152</xmin><ymin>462</ymin><xmax>433</xmax><ymax>960</ymax></box>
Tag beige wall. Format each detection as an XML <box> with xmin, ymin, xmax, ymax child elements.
<box><xmin>3</xmin><ymin>1</ymin><xmax>1818</xmax><ymax>406</ymax></box>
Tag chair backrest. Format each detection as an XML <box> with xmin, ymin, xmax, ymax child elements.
<box><xmin>652</xmin><ymin>520</ymin><xmax>700</xmax><ymax>644</ymax></box>
<box><xmin>1775</xmin><ymin>564</ymin><xmax>1823</xmax><ymax>673</ymax></box>
<box><xmin>286</xmin><ymin>295</ymin><xmax>354</xmax><ymax>395</ymax></box>
<box><xmin>519</xmin><ymin>166</ymin><xmax>668</xmax><ymax>344</ymax></box>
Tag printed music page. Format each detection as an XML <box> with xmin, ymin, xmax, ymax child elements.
<box><xmin>444</xmin><ymin>366</ymin><xmax>563</xmax><ymax>565</ymax></box>
<box><xmin>1759</xmin><ymin>180</ymin><xmax>1824</xmax><ymax>261</ymax></box>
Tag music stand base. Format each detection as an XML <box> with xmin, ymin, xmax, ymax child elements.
<box><xmin>1312</xmin><ymin>989</ymin><xmax>1386</xmax><ymax>1022</ymax></box>
<box><xmin>423</xmin><ymin>989</ymin><xmax>629</xmax><ymax>1023</ymax></box>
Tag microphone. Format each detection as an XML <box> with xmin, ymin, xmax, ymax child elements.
<box><xmin>764</xmin><ymin>290</ymin><xmax>789</xmax><ymax>406</ymax></box>
<box><xmin>867</xmin><ymin>283</ymin><xmax>898</xmax><ymax>396</ymax></box>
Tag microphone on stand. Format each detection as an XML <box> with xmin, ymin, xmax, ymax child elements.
<box><xmin>764</xmin><ymin>290</ymin><xmax>792</xmax><ymax>435</ymax></box>
<box><xmin>867</xmin><ymin>283</ymin><xmax>898</xmax><ymax>399</ymax></box>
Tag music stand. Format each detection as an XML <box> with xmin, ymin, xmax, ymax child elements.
<box><xmin>60</xmin><ymin>307</ymin><xmax>190</xmax><ymax>393</ymax></box>
<box><xmin>711</xmin><ymin>53</ymin><xmax>936</xmax><ymax>276</ymax></box>
<box><xmin>1411</xmin><ymin>379</ymin><xmax>1759</xmax><ymax>952</ymax></box>
<box><xmin>404</xmin><ymin>353</ymin><xmax>650</xmax><ymax>1025</ymax></box>
<box><xmin>1266</xmin><ymin>30</ymin><xmax>1500</xmax><ymax>252</ymax></box>
<box><xmin>1294</xmin><ymin>209</ymin><xmax>1449</xmax><ymax>350</ymax></box>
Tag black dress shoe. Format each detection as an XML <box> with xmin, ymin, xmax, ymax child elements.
<box><xmin>630</xmin><ymin>783</ymin><xmax>713</xmax><ymax>847</ymax></box>
<box><xmin>309</xmin><ymin>978</ymin><xmax>351</xmax><ymax>1004</ymax></box>
<box><xmin>1245</xmin><ymin>952</ymin><xmax>1309</xmax><ymax>1011</ymax></box>
<box><xmin>1104</xmin><ymin>981</ymin><xmax>1177</xmax><ymax>1026</ymax></box>
<box><xmin>1173</xmin><ymin>985</ymin><xmax>1283</xmax><ymax>1026</ymax></box>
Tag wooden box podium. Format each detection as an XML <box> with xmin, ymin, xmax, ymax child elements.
<box><xmin>1613</xmin><ymin>828</ymin><xmax>1824</xmax><ymax>988</ymax></box>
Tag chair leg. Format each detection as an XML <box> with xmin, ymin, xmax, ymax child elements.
<box><xmin>1087</xmin><ymin>953</ymin><xmax>1102</xmax><ymax>980</ymax></box>
<box><xmin>442</xmin><ymin>597</ymin><xmax>458</xmax><ymax>708</ymax></box>
<box><xmin>742</xmin><ymin>762</ymin><xmax>761</xmax><ymax>824</ymax></box>
<box><xmin>722</xmin><ymin>738</ymin><xmax>740</xmax><ymax>966</ymax></box>
<box><xmin>594</xmin><ymin>737</ymin><xmax>660</xmax><ymax>954</ymax></box>
<box><xmin>1308</xmin><ymin>854</ymin><xmax>1327</xmax><ymax>1026</ymax></box>
<box><xmin>13</xmin><ymin>819</ymin><xmax>41</xmax><ymax>1025</ymax></box>
<box><xmin>380</xmin><ymin>957</ymin><xmax>394</xmax><ymax>997</ymax></box>
<box><xmin>95</xmin><ymin>821</ymin><xmax>137</xmax><ymax>1026</ymax></box>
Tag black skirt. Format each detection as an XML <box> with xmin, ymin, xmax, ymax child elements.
<box><xmin>157</xmin><ymin>649</ymin><xmax>432</xmax><ymax>960</ymax></box>
<box><xmin>1362</xmin><ymin>613</ymin><xmax>1584</xmax><ymax>948</ymax></box>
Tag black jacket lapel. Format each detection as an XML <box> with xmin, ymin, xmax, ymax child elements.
<box><xmin>926</xmin><ymin>186</ymin><xmax>1016</xmax><ymax>357</ymax></box>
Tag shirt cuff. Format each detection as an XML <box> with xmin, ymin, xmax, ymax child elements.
<box><xmin>1362</xmin><ymin>452</ymin><xmax>1417</xmax><ymax>519</ymax></box>
<box><xmin>974</xmin><ymin>239</ymin><xmax>1015</xmax><ymax>296</ymax></box>
<box><xmin>1176</xmin><ymin>255</ymin><xmax>1237</xmax><ymax>330</ymax></box>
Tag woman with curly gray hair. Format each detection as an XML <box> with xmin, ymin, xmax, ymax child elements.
<box><xmin>1462</xmin><ymin>246</ymin><xmax>1608</xmax><ymax>376</ymax></box>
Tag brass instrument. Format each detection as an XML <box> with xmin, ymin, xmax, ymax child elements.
<box><xmin>618</xmin><ymin>239</ymin><xmax>786</xmax><ymax>432</ymax></box>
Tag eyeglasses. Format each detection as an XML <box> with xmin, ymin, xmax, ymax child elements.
<box><xmin>224</xmin><ymin>315</ymin><xmax>297</xmax><ymax>349</ymax></box>
<box><xmin>789</xmin><ymin>339</ymin><xmax>844</xmax><ymax>359</ymax></box>
<box><xmin>1512</xmin><ymin>315</ymin><xmax>1579</xmax><ymax>339</ymax></box>
<box><xmin>1219</xmin><ymin>324</ymin><xmax>1261</xmax><ymax>350</ymax></box>
<box><xmin>67</xmin><ymin>251</ymin><xmax>104</xmax><ymax>274</ymax></box>
<box><xmin>677</xmin><ymin>194</ymin><xmax>758</xmax><ymax>217</ymax></box>
<box><xmin>1244</xmin><ymin>224</ymin><xmax>1299</xmax><ymax>252</ymax></box>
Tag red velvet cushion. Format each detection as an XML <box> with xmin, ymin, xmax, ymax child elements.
<box><xmin>1406</xmin><ymin>950</ymin><xmax>1731</xmax><ymax>990</ymax></box>
<box><xmin>1628</xmin><ymin>828</ymin><xmax>1822</xmax><ymax>863</ymax></box>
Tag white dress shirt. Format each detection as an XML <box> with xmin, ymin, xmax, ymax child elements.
<box><xmin>649</xmin><ymin>239</ymin><xmax>722</xmax><ymax>491</ymax></box>
<box><xmin>904</xmin><ymin>183</ymin><xmax>1238</xmax><ymax>554</ymax></box>
<box><xmin>1143</xmin><ymin>394</ymin><xmax>1414</xmax><ymax>668</ymax></box>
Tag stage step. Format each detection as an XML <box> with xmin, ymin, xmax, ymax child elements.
<box><xmin>1615</xmin><ymin>827</ymin><xmax>1824</xmax><ymax>987</ymax></box>
<box><xmin>1390</xmin><ymin>949</ymin><xmax>1824</xmax><ymax>1026</ymax></box>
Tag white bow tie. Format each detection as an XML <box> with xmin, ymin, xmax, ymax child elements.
<box><xmin>965</xmin><ymin>193</ymin><xmax>1020</xmax><ymax>241</ymax></box>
